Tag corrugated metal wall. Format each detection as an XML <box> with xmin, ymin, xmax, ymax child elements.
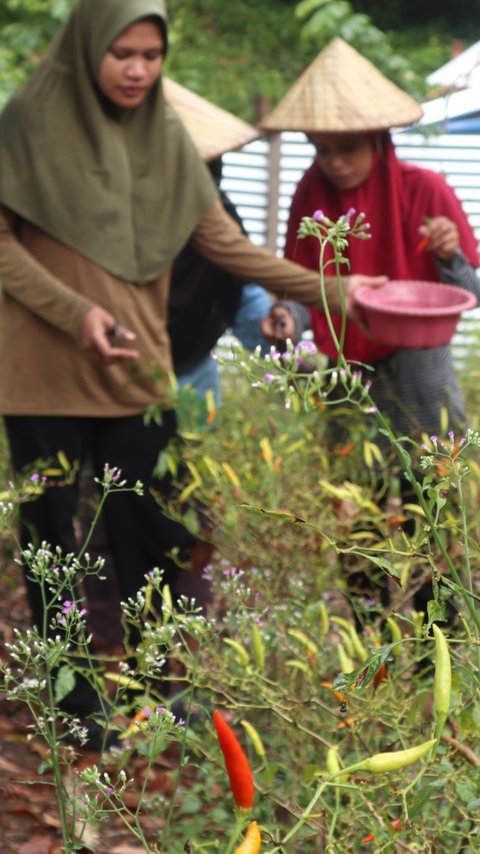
<box><xmin>220</xmin><ymin>131</ymin><xmax>480</xmax><ymax>360</ymax></box>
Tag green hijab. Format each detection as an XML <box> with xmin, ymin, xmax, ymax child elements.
<box><xmin>0</xmin><ymin>0</ymin><xmax>217</xmax><ymax>284</ymax></box>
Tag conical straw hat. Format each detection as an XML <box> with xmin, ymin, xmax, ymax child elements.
<box><xmin>259</xmin><ymin>37</ymin><xmax>423</xmax><ymax>133</ymax></box>
<box><xmin>163</xmin><ymin>77</ymin><xmax>259</xmax><ymax>161</ymax></box>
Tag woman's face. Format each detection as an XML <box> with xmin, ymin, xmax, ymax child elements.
<box><xmin>97</xmin><ymin>19</ymin><xmax>165</xmax><ymax>109</ymax></box>
<box><xmin>310</xmin><ymin>133</ymin><xmax>375</xmax><ymax>190</ymax></box>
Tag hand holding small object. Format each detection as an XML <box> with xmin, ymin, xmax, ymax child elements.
<box><xmin>417</xmin><ymin>216</ymin><xmax>459</xmax><ymax>261</ymax></box>
<box><xmin>78</xmin><ymin>306</ymin><xmax>139</xmax><ymax>365</ymax></box>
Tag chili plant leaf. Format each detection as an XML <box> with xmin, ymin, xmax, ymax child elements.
<box><xmin>333</xmin><ymin>644</ymin><xmax>394</xmax><ymax>693</ymax></box>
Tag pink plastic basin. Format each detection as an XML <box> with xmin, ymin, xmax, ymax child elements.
<box><xmin>353</xmin><ymin>280</ymin><xmax>477</xmax><ymax>349</ymax></box>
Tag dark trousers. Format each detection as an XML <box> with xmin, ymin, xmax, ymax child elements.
<box><xmin>5</xmin><ymin>412</ymin><xmax>194</xmax><ymax>631</ymax></box>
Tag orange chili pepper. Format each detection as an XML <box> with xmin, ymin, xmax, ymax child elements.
<box><xmin>387</xmin><ymin>514</ymin><xmax>407</xmax><ymax>527</ymax></box>
<box><xmin>320</xmin><ymin>680</ymin><xmax>348</xmax><ymax>707</ymax></box>
<box><xmin>234</xmin><ymin>820</ymin><xmax>262</xmax><ymax>853</ymax></box>
<box><xmin>337</xmin><ymin>715</ymin><xmax>356</xmax><ymax>729</ymax></box>
<box><xmin>119</xmin><ymin>706</ymin><xmax>151</xmax><ymax>740</ymax></box>
<box><xmin>213</xmin><ymin>710</ymin><xmax>254</xmax><ymax>810</ymax></box>
<box><xmin>336</xmin><ymin>441</ymin><xmax>355</xmax><ymax>457</ymax></box>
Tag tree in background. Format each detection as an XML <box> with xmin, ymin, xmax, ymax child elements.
<box><xmin>0</xmin><ymin>0</ymin><xmax>75</xmax><ymax>103</ymax></box>
<box><xmin>0</xmin><ymin>0</ymin><xmax>477</xmax><ymax>117</ymax></box>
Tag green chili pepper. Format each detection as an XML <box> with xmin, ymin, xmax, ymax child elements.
<box><xmin>433</xmin><ymin>623</ymin><xmax>451</xmax><ymax>741</ymax></box>
<box><xmin>250</xmin><ymin>624</ymin><xmax>265</xmax><ymax>671</ymax></box>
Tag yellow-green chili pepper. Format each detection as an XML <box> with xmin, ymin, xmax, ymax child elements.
<box><xmin>241</xmin><ymin>720</ymin><xmax>267</xmax><ymax>760</ymax></box>
<box><xmin>386</xmin><ymin>616</ymin><xmax>402</xmax><ymax>657</ymax></box>
<box><xmin>412</xmin><ymin>610</ymin><xmax>425</xmax><ymax>638</ymax></box>
<box><xmin>349</xmin><ymin>626</ymin><xmax>368</xmax><ymax>663</ymax></box>
<box><xmin>346</xmin><ymin>739</ymin><xmax>436</xmax><ymax>774</ymax></box>
<box><xmin>162</xmin><ymin>583</ymin><xmax>173</xmax><ymax>619</ymax></box>
<box><xmin>331</xmin><ymin>616</ymin><xmax>367</xmax><ymax>662</ymax></box>
<box><xmin>338</xmin><ymin>629</ymin><xmax>355</xmax><ymax>659</ymax></box>
<box><xmin>433</xmin><ymin>623</ymin><xmax>451</xmax><ymax>740</ymax></box>
<box><xmin>319</xmin><ymin>601</ymin><xmax>329</xmax><ymax>636</ymax></box>
<box><xmin>224</xmin><ymin>638</ymin><xmax>250</xmax><ymax>667</ymax></box>
<box><xmin>326</xmin><ymin>745</ymin><xmax>349</xmax><ymax>782</ymax></box>
<box><xmin>337</xmin><ymin>642</ymin><xmax>354</xmax><ymax>674</ymax></box>
<box><xmin>287</xmin><ymin>628</ymin><xmax>318</xmax><ymax>653</ymax></box>
<box><xmin>250</xmin><ymin>624</ymin><xmax>265</xmax><ymax>671</ymax></box>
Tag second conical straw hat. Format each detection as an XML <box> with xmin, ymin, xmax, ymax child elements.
<box><xmin>163</xmin><ymin>77</ymin><xmax>259</xmax><ymax>161</ymax></box>
<box><xmin>259</xmin><ymin>37</ymin><xmax>423</xmax><ymax>133</ymax></box>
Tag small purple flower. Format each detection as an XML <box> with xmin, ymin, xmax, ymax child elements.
<box><xmin>313</xmin><ymin>209</ymin><xmax>324</xmax><ymax>222</ymax></box>
<box><xmin>346</xmin><ymin>207</ymin><xmax>356</xmax><ymax>218</ymax></box>
<box><xmin>264</xmin><ymin>372</ymin><xmax>275</xmax><ymax>384</ymax></box>
<box><xmin>142</xmin><ymin>706</ymin><xmax>152</xmax><ymax>717</ymax></box>
<box><xmin>177</xmin><ymin>718</ymin><xmax>186</xmax><ymax>727</ymax></box>
<box><xmin>155</xmin><ymin>706</ymin><xmax>166</xmax><ymax>716</ymax></box>
<box><xmin>30</xmin><ymin>473</ymin><xmax>40</xmax><ymax>482</ymax></box>
<box><xmin>62</xmin><ymin>601</ymin><xmax>74</xmax><ymax>615</ymax></box>
<box><xmin>294</xmin><ymin>340</ymin><xmax>317</xmax><ymax>357</ymax></box>
<box><xmin>368</xmin><ymin>406</ymin><xmax>378</xmax><ymax>415</ymax></box>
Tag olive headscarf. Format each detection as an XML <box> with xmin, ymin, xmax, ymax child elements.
<box><xmin>0</xmin><ymin>0</ymin><xmax>217</xmax><ymax>284</ymax></box>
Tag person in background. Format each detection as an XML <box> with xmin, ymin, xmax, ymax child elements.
<box><xmin>169</xmin><ymin>156</ymin><xmax>307</xmax><ymax>406</ymax></box>
<box><xmin>0</xmin><ymin>2</ymin><xmax>387</xmax><ymax>734</ymax></box>
<box><xmin>260</xmin><ymin>37</ymin><xmax>480</xmax><ymax>617</ymax></box>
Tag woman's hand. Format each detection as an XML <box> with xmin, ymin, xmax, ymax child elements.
<box><xmin>418</xmin><ymin>216</ymin><xmax>459</xmax><ymax>261</ymax></box>
<box><xmin>78</xmin><ymin>306</ymin><xmax>140</xmax><ymax>365</ymax></box>
<box><xmin>344</xmin><ymin>274</ymin><xmax>388</xmax><ymax>334</ymax></box>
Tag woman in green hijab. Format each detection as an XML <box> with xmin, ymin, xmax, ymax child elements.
<box><xmin>0</xmin><ymin>0</ymin><xmax>384</xmax><ymax>730</ymax></box>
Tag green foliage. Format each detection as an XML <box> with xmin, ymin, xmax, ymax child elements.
<box><xmin>295</xmin><ymin>0</ymin><xmax>432</xmax><ymax>98</ymax></box>
<box><xmin>0</xmin><ymin>0</ymin><xmax>75</xmax><ymax>105</ymax></box>
<box><xmin>165</xmin><ymin>0</ymin><xmax>313</xmax><ymax>122</ymax></box>
<box><xmin>0</xmin><ymin>0</ymin><xmax>476</xmax><ymax>118</ymax></box>
<box><xmin>351</xmin><ymin>0</ymin><xmax>476</xmax><ymax>35</ymax></box>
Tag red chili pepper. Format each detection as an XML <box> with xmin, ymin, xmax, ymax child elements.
<box><xmin>213</xmin><ymin>710</ymin><xmax>254</xmax><ymax>810</ymax></box>
<box><xmin>415</xmin><ymin>235</ymin><xmax>429</xmax><ymax>254</ymax></box>
<box><xmin>373</xmin><ymin>662</ymin><xmax>388</xmax><ymax>689</ymax></box>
